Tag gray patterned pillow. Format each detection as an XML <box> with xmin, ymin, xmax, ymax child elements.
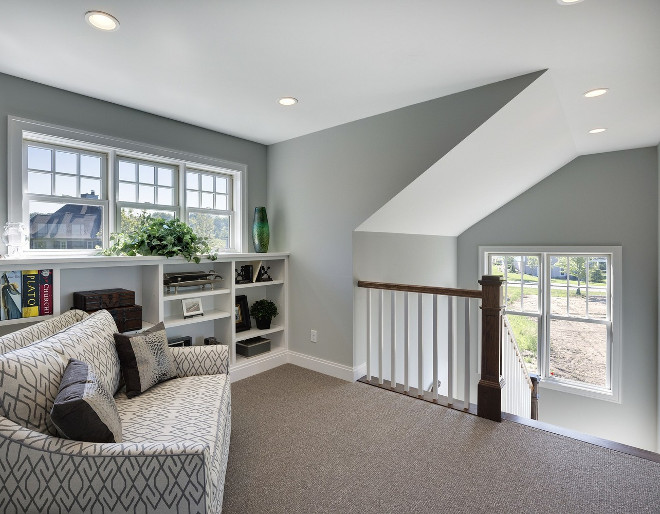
<box><xmin>50</xmin><ymin>359</ymin><xmax>122</xmax><ymax>443</ymax></box>
<box><xmin>114</xmin><ymin>322</ymin><xmax>177</xmax><ymax>398</ymax></box>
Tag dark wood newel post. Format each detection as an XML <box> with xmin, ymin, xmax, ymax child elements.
<box><xmin>530</xmin><ymin>374</ymin><xmax>540</xmax><ymax>421</ymax></box>
<box><xmin>478</xmin><ymin>275</ymin><xmax>505</xmax><ymax>421</ymax></box>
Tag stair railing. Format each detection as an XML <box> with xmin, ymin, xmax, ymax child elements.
<box><xmin>501</xmin><ymin>314</ymin><xmax>537</xmax><ymax>419</ymax></box>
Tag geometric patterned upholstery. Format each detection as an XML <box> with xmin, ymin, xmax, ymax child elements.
<box><xmin>0</xmin><ymin>340</ymin><xmax>231</xmax><ymax>513</ymax></box>
<box><xmin>0</xmin><ymin>309</ymin><xmax>89</xmax><ymax>355</ymax></box>
<box><xmin>171</xmin><ymin>344</ymin><xmax>230</xmax><ymax>377</ymax></box>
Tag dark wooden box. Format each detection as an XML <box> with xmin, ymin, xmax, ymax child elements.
<box><xmin>236</xmin><ymin>336</ymin><xmax>271</xmax><ymax>358</ymax></box>
<box><xmin>106</xmin><ymin>305</ymin><xmax>142</xmax><ymax>333</ymax></box>
<box><xmin>73</xmin><ymin>288</ymin><xmax>135</xmax><ymax>311</ymax></box>
<box><xmin>168</xmin><ymin>335</ymin><xmax>192</xmax><ymax>347</ymax></box>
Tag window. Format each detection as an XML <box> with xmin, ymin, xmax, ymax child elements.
<box><xmin>8</xmin><ymin>117</ymin><xmax>246</xmax><ymax>253</ymax></box>
<box><xmin>482</xmin><ymin>247</ymin><xmax>621</xmax><ymax>401</ymax></box>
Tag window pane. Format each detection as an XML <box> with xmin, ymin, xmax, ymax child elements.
<box><xmin>215</xmin><ymin>194</ymin><xmax>228</xmax><ymax>211</ymax></box>
<box><xmin>215</xmin><ymin>177</ymin><xmax>227</xmax><ymax>194</ymax></box>
<box><xmin>158</xmin><ymin>167</ymin><xmax>173</xmax><ymax>187</ymax></box>
<box><xmin>187</xmin><ymin>212</ymin><xmax>230</xmax><ymax>250</ymax></box>
<box><xmin>489</xmin><ymin>255</ymin><xmax>504</xmax><ymax>276</ymax></box>
<box><xmin>550</xmin><ymin>256</ymin><xmax>568</xmax><ymax>316</ymax></box>
<box><xmin>28</xmin><ymin>171</ymin><xmax>52</xmax><ymax>195</ymax></box>
<box><xmin>139</xmin><ymin>165</ymin><xmax>155</xmax><ymax>184</ymax></box>
<box><xmin>29</xmin><ymin>200</ymin><xmax>103</xmax><ymax>250</ymax></box>
<box><xmin>157</xmin><ymin>187</ymin><xmax>174</xmax><ymax>206</ymax></box>
<box><xmin>201</xmin><ymin>192</ymin><xmax>213</xmax><ymax>209</ymax></box>
<box><xmin>506</xmin><ymin>314</ymin><xmax>538</xmax><ymax>375</ymax></box>
<box><xmin>201</xmin><ymin>174</ymin><xmax>214</xmax><ymax>192</ymax></box>
<box><xmin>139</xmin><ymin>185</ymin><xmax>155</xmax><ymax>204</ymax></box>
<box><xmin>549</xmin><ymin>319</ymin><xmax>607</xmax><ymax>387</ymax></box>
<box><xmin>27</xmin><ymin>146</ymin><xmax>52</xmax><ymax>171</ymax></box>
<box><xmin>118</xmin><ymin>182</ymin><xmax>136</xmax><ymax>202</ymax></box>
<box><xmin>569</xmin><ymin>286</ymin><xmax>586</xmax><ymax>317</ymax></box>
<box><xmin>187</xmin><ymin>172</ymin><xmax>199</xmax><ymax>190</ymax></box>
<box><xmin>118</xmin><ymin>161</ymin><xmax>136</xmax><ymax>182</ymax></box>
<box><xmin>55</xmin><ymin>151</ymin><xmax>77</xmax><ymax>174</ymax></box>
<box><xmin>187</xmin><ymin>190</ymin><xmax>199</xmax><ymax>208</ymax></box>
<box><xmin>55</xmin><ymin>174</ymin><xmax>76</xmax><ymax>196</ymax></box>
<box><xmin>504</xmin><ymin>256</ymin><xmax>521</xmax><ymax>310</ymax></box>
<box><xmin>80</xmin><ymin>155</ymin><xmax>101</xmax><ymax>177</ymax></box>
<box><xmin>521</xmin><ymin>255</ymin><xmax>539</xmax><ymax>312</ymax></box>
<box><xmin>120</xmin><ymin>207</ymin><xmax>174</xmax><ymax>232</ymax></box>
<box><xmin>588</xmin><ymin>258</ymin><xmax>608</xmax><ymax>319</ymax></box>
<box><xmin>80</xmin><ymin>178</ymin><xmax>101</xmax><ymax>199</ymax></box>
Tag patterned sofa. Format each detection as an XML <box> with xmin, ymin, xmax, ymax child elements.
<box><xmin>0</xmin><ymin>310</ymin><xmax>231</xmax><ymax>514</ymax></box>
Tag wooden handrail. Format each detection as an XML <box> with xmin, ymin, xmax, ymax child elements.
<box><xmin>357</xmin><ymin>280</ymin><xmax>482</xmax><ymax>299</ymax></box>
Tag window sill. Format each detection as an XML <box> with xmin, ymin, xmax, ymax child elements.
<box><xmin>539</xmin><ymin>377</ymin><xmax>620</xmax><ymax>403</ymax></box>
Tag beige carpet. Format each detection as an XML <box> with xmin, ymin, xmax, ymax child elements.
<box><xmin>223</xmin><ymin>364</ymin><xmax>660</xmax><ymax>513</ymax></box>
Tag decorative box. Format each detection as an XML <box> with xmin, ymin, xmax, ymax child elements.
<box><xmin>168</xmin><ymin>335</ymin><xmax>193</xmax><ymax>347</ymax></box>
<box><xmin>236</xmin><ymin>336</ymin><xmax>271</xmax><ymax>358</ymax></box>
<box><xmin>106</xmin><ymin>305</ymin><xmax>142</xmax><ymax>333</ymax></box>
<box><xmin>73</xmin><ymin>288</ymin><xmax>135</xmax><ymax>311</ymax></box>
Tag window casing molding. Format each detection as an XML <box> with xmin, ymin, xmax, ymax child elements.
<box><xmin>479</xmin><ymin>245</ymin><xmax>622</xmax><ymax>403</ymax></box>
<box><xmin>8</xmin><ymin>116</ymin><xmax>247</xmax><ymax>254</ymax></box>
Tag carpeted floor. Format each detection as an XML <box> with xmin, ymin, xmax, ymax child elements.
<box><xmin>223</xmin><ymin>364</ymin><xmax>660</xmax><ymax>513</ymax></box>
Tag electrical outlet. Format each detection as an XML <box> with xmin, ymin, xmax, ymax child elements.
<box><xmin>310</xmin><ymin>329</ymin><xmax>318</xmax><ymax>343</ymax></box>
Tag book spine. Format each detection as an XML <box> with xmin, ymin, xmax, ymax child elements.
<box><xmin>22</xmin><ymin>270</ymin><xmax>40</xmax><ymax>317</ymax></box>
<box><xmin>2</xmin><ymin>270</ymin><xmax>22</xmax><ymax>319</ymax></box>
<box><xmin>39</xmin><ymin>269</ymin><xmax>53</xmax><ymax>316</ymax></box>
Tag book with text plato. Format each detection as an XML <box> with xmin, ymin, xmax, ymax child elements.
<box><xmin>39</xmin><ymin>269</ymin><xmax>54</xmax><ymax>316</ymax></box>
<box><xmin>22</xmin><ymin>270</ymin><xmax>40</xmax><ymax>317</ymax></box>
<box><xmin>1</xmin><ymin>270</ymin><xmax>22</xmax><ymax>320</ymax></box>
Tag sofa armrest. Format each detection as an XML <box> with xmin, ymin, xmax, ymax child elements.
<box><xmin>170</xmin><ymin>344</ymin><xmax>230</xmax><ymax>377</ymax></box>
<box><xmin>0</xmin><ymin>417</ymin><xmax>211</xmax><ymax>513</ymax></box>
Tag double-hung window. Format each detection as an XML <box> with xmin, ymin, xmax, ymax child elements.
<box><xmin>482</xmin><ymin>247</ymin><xmax>621</xmax><ymax>401</ymax></box>
<box><xmin>9</xmin><ymin>117</ymin><xmax>245</xmax><ymax>253</ymax></box>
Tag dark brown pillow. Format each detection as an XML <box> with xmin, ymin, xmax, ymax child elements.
<box><xmin>113</xmin><ymin>322</ymin><xmax>177</xmax><ymax>398</ymax></box>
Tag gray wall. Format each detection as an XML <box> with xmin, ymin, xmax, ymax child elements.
<box><xmin>268</xmin><ymin>72</ymin><xmax>540</xmax><ymax>367</ymax></box>
<box><xmin>458</xmin><ymin>147</ymin><xmax>659</xmax><ymax>451</ymax></box>
<box><xmin>0</xmin><ymin>72</ymin><xmax>267</xmax><ymax>251</ymax></box>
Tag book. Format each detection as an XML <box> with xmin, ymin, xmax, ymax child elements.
<box><xmin>22</xmin><ymin>270</ymin><xmax>40</xmax><ymax>317</ymax></box>
<box><xmin>39</xmin><ymin>269</ymin><xmax>54</xmax><ymax>316</ymax></box>
<box><xmin>1</xmin><ymin>270</ymin><xmax>22</xmax><ymax>320</ymax></box>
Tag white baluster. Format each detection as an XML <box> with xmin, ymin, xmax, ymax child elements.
<box><xmin>366</xmin><ymin>289</ymin><xmax>371</xmax><ymax>381</ymax></box>
<box><xmin>447</xmin><ymin>296</ymin><xmax>453</xmax><ymax>406</ymax></box>
<box><xmin>432</xmin><ymin>294</ymin><xmax>438</xmax><ymax>402</ymax></box>
<box><xmin>391</xmin><ymin>291</ymin><xmax>396</xmax><ymax>388</ymax></box>
<box><xmin>379</xmin><ymin>290</ymin><xmax>384</xmax><ymax>385</ymax></box>
<box><xmin>464</xmin><ymin>297</ymin><xmax>470</xmax><ymax>411</ymax></box>
<box><xmin>404</xmin><ymin>293</ymin><xmax>409</xmax><ymax>393</ymax></box>
<box><xmin>418</xmin><ymin>294</ymin><xmax>423</xmax><ymax>398</ymax></box>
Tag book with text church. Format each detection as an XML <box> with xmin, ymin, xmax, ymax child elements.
<box><xmin>39</xmin><ymin>269</ymin><xmax>54</xmax><ymax>316</ymax></box>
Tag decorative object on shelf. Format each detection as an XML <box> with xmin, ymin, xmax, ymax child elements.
<box><xmin>235</xmin><ymin>265</ymin><xmax>253</xmax><ymax>284</ymax></box>
<box><xmin>236</xmin><ymin>336</ymin><xmax>271</xmax><ymax>358</ymax></box>
<box><xmin>235</xmin><ymin>295</ymin><xmax>251</xmax><ymax>332</ymax></box>
<box><xmin>250</xmin><ymin>299</ymin><xmax>278</xmax><ymax>330</ymax></box>
<box><xmin>101</xmin><ymin>214</ymin><xmax>217</xmax><ymax>264</ymax></box>
<box><xmin>163</xmin><ymin>270</ymin><xmax>223</xmax><ymax>294</ymax></box>
<box><xmin>2</xmin><ymin>222</ymin><xmax>28</xmax><ymax>258</ymax></box>
<box><xmin>204</xmin><ymin>336</ymin><xmax>221</xmax><ymax>345</ymax></box>
<box><xmin>255</xmin><ymin>265</ymin><xmax>273</xmax><ymax>282</ymax></box>
<box><xmin>105</xmin><ymin>305</ymin><xmax>143</xmax><ymax>333</ymax></box>
<box><xmin>181</xmin><ymin>297</ymin><xmax>204</xmax><ymax>319</ymax></box>
<box><xmin>72</xmin><ymin>288</ymin><xmax>141</xmax><ymax>332</ymax></box>
<box><xmin>252</xmin><ymin>207</ymin><xmax>269</xmax><ymax>253</ymax></box>
<box><xmin>168</xmin><ymin>335</ymin><xmax>192</xmax><ymax>347</ymax></box>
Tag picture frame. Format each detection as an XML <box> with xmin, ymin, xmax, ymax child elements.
<box><xmin>182</xmin><ymin>297</ymin><xmax>204</xmax><ymax>319</ymax></box>
<box><xmin>235</xmin><ymin>294</ymin><xmax>251</xmax><ymax>332</ymax></box>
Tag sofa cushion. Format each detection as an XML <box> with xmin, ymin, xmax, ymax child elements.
<box><xmin>0</xmin><ymin>309</ymin><xmax>89</xmax><ymax>355</ymax></box>
<box><xmin>50</xmin><ymin>358</ymin><xmax>122</xmax><ymax>443</ymax></box>
<box><xmin>114</xmin><ymin>322</ymin><xmax>177</xmax><ymax>398</ymax></box>
<box><xmin>0</xmin><ymin>339</ymin><xmax>67</xmax><ymax>435</ymax></box>
<box><xmin>115</xmin><ymin>373</ymin><xmax>231</xmax><ymax>511</ymax></box>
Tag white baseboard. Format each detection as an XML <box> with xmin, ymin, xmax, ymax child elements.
<box><xmin>287</xmin><ymin>351</ymin><xmax>361</xmax><ymax>382</ymax></box>
<box><xmin>352</xmin><ymin>362</ymin><xmax>367</xmax><ymax>381</ymax></box>
<box><xmin>230</xmin><ymin>350</ymin><xmax>288</xmax><ymax>382</ymax></box>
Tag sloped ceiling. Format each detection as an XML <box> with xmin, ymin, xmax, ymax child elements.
<box><xmin>356</xmin><ymin>71</ymin><xmax>577</xmax><ymax>236</ymax></box>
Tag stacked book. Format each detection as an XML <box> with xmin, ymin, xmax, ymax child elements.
<box><xmin>1</xmin><ymin>269</ymin><xmax>54</xmax><ymax>321</ymax></box>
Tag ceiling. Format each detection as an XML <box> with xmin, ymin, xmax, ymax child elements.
<box><xmin>1</xmin><ymin>0</ymin><xmax>659</xmax><ymax>151</ymax></box>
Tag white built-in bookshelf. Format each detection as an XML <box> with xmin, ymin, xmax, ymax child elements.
<box><xmin>0</xmin><ymin>253</ymin><xmax>289</xmax><ymax>381</ymax></box>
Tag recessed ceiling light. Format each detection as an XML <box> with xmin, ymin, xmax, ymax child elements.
<box><xmin>584</xmin><ymin>88</ymin><xmax>608</xmax><ymax>98</ymax></box>
<box><xmin>85</xmin><ymin>11</ymin><xmax>120</xmax><ymax>31</ymax></box>
<box><xmin>589</xmin><ymin>128</ymin><xmax>607</xmax><ymax>134</ymax></box>
<box><xmin>278</xmin><ymin>97</ymin><xmax>298</xmax><ymax>106</ymax></box>
<box><xmin>557</xmin><ymin>0</ymin><xmax>584</xmax><ymax>4</ymax></box>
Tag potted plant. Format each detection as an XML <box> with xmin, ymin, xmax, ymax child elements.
<box><xmin>250</xmin><ymin>299</ymin><xmax>278</xmax><ymax>330</ymax></box>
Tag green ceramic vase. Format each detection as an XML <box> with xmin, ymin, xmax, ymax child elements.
<box><xmin>252</xmin><ymin>207</ymin><xmax>269</xmax><ymax>253</ymax></box>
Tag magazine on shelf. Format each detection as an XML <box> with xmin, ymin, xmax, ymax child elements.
<box><xmin>1</xmin><ymin>270</ymin><xmax>22</xmax><ymax>320</ymax></box>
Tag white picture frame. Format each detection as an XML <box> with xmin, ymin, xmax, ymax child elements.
<box><xmin>182</xmin><ymin>297</ymin><xmax>204</xmax><ymax>319</ymax></box>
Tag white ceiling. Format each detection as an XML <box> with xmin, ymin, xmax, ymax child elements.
<box><xmin>1</xmin><ymin>0</ymin><xmax>659</xmax><ymax>150</ymax></box>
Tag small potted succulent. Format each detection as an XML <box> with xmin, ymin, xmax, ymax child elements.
<box><xmin>250</xmin><ymin>299</ymin><xmax>278</xmax><ymax>330</ymax></box>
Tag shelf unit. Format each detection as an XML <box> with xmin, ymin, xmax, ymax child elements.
<box><xmin>0</xmin><ymin>253</ymin><xmax>289</xmax><ymax>381</ymax></box>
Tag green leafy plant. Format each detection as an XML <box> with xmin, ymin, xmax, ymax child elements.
<box><xmin>250</xmin><ymin>299</ymin><xmax>278</xmax><ymax>320</ymax></box>
<box><xmin>101</xmin><ymin>214</ymin><xmax>217</xmax><ymax>264</ymax></box>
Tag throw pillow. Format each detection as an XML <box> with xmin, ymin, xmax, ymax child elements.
<box><xmin>114</xmin><ymin>322</ymin><xmax>177</xmax><ymax>398</ymax></box>
<box><xmin>50</xmin><ymin>358</ymin><xmax>122</xmax><ymax>443</ymax></box>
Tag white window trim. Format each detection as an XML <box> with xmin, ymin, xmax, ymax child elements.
<box><xmin>8</xmin><ymin>116</ymin><xmax>247</xmax><ymax>254</ymax></box>
<box><xmin>479</xmin><ymin>245</ymin><xmax>622</xmax><ymax>403</ymax></box>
